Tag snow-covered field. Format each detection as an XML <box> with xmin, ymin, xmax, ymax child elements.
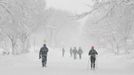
<box><xmin>0</xmin><ymin>48</ymin><xmax>134</xmax><ymax>75</ymax></box>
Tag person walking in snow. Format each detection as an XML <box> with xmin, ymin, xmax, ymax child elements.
<box><xmin>88</xmin><ymin>46</ymin><xmax>98</xmax><ymax>70</ymax></box>
<box><xmin>39</xmin><ymin>44</ymin><xmax>49</xmax><ymax>67</ymax></box>
<box><xmin>70</xmin><ymin>47</ymin><xmax>73</xmax><ymax>57</ymax></box>
<box><xmin>62</xmin><ymin>48</ymin><xmax>65</xmax><ymax>57</ymax></box>
<box><xmin>77</xmin><ymin>47</ymin><xmax>83</xmax><ymax>59</ymax></box>
<box><xmin>73</xmin><ymin>47</ymin><xmax>77</xmax><ymax>60</ymax></box>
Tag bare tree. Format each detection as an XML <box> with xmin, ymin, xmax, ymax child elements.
<box><xmin>75</xmin><ymin>0</ymin><xmax>134</xmax><ymax>22</ymax></box>
<box><xmin>77</xmin><ymin>0</ymin><xmax>134</xmax><ymax>54</ymax></box>
<box><xmin>0</xmin><ymin>0</ymin><xmax>49</xmax><ymax>55</ymax></box>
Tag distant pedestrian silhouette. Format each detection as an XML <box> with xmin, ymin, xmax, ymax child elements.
<box><xmin>39</xmin><ymin>44</ymin><xmax>49</xmax><ymax>67</ymax></box>
<box><xmin>70</xmin><ymin>47</ymin><xmax>73</xmax><ymax>57</ymax></box>
<box><xmin>62</xmin><ymin>48</ymin><xmax>65</xmax><ymax>57</ymax></box>
<box><xmin>77</xmin><ymin>47</ymin><xmax>83</xmax><ymax>59</ymax></box>
<box><xmin>88</xmin><ymin>46</ymin><xmax>98</xmax><ymax>70</ymax></box>
<box><xmin>73</xmin><ymin>47</ymin><xmax>77</xmax><ymax>60</ymax></box>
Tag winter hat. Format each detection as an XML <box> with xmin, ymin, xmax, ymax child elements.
<box><xmin>43</xmin><ymin>44</ymin><xmax>46</xmax><ymax>46</ymax></box>
<box><xmin>91</xmin><ymin>46</ymin><xmax>94</xmax><ymax>48</ymax></box>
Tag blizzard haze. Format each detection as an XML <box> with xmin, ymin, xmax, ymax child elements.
<box><xmin>0</xmin><ymin>0</ymin><xmax>134</xmax><ymax>75</ymax></box>
<box><xmin>46</xmin><ymin>0</ymin><xmax>92</xmax><ymax>14</ymax></box>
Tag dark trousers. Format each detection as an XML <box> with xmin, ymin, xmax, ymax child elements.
<box><xmin>90</xmin><ymin>56</ymin><xmax>96</xmax><ymax>69</ymax></box>
<box><xmin>42</xmin><ymin>56</ymin><xmax>47</xmax><ymax>67</ymax></box>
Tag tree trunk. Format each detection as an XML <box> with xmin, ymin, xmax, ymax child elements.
<box><xmin>115</xmin><ymin>43</ymin><xmax>119</xmax><ymax>55</ymax></box>
<box><xmin>11</xmin><ymin>40</ymin><xmax>16</xmax><ymax>55</ymax></box>
<box><xmin>21</xmin><ymin>39</ymin><xmax>29</xmax><ymax>54</ymax></box>
<box><xmin>124</xmin><ymin>39</ymin><xmax>129</xmax><ymax>54</ymax></box>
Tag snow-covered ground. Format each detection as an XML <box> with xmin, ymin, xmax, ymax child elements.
<box><xmin>0</xmin><ymin>48</ymin><xmax>134</xmax><ymax>75</ymax></box>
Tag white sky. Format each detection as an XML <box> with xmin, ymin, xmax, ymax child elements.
<box><xmin>46</xmin><ymin>0</ymin><xmax>93</xmax><ymax>14</ymax></box>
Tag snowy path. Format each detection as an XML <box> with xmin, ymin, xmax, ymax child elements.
<box><xmin>0</xmin><ymin>49</ymin><xmax>134</xmax><ymax>75</ymax></box>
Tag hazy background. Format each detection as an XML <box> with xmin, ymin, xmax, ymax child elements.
<box><xmin>0</xmin><ymin>0</ymin><xmax>134</xmax><ymax>75</ymax></box>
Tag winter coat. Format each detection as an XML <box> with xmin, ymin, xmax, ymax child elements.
<box><xmin>88</xmin><ymin>49</ymin><xmax>98</xmax><ymax>58</ymax></box>
<box><xmin>39</xmin><ymin>46</ymin><xmax>48</xmax><ymax>58</ymax></box>
<box><xmin>78</xmin><ymin>49</ymin><xmax>83</xmax><ymax>54</ymax></box>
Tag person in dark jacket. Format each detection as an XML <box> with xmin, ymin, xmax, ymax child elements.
<box><xmin>62</xmin><ymin>48</ymin><xmax>65</xmax><ymax>57</ymax></box>
<box><xmin>88</xmin><ymin>46</ymin><xmax>98</xmax><ymax>70</ymax></box>
<box><xmin>70</xmin><ymin>47</ymin><xmax>73</xmax><ymax>57</ymax></box>
<box><xmin>77</xmin><ymin>47</ymin><xmax>83</xmax><ymax>59</ymax></box>
<box><xmin>39</xmin><ymin>44</ymin><xmax>49</xmax><ymax>67</ymax></box>
<box><xmin>73</xmin><ymin>47</ymin><xmax>77</xmax><ymax>60</ymax></box>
